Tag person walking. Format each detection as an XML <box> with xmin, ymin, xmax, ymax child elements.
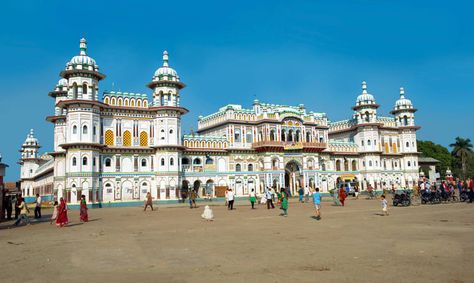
<box><xmin>13</xmin><ymin>198</ymin><xmax>30</xmax><ymax>226</ymax></box>
<box><xmin>279</xmin><ymin>188</ymin><xmax>288</xmax><ymax>217</ymax></box>
<box><xmin>189</xmin><ymin>189</ymin><xmax>197</xmax><ymax>209</ymax></box>
<box><xmin>338</xmin><ymin>185</ymin><xmax>347</xmax><ymax>206</ymax></box>
<box><xmin>312</xmin><ymin>187</ymin><xmax>322</xmax><ymax>220</ymax></box>
<box><xmin>354</xmin><ymin>185</ymin><xmax>360</xmax><ymax>200</ymax></box>
<box><xmin>50</xmin><ymin>200</ymin><xmax>58</xmax><ymax>224</ymax></box>
<box><xmin>56</xmin><ymin>197</ymin><xmax>68</xmax><ymax>228</ymax></box>
<box><xmin>34</xmin><ymin>194</ymin><xmax>42</xmax><ymax>219</ymax></box>
<box><xmin>249</xmin><ymin>189</ymin><xmax>257</xmax><ymax>209</ymax></box>
<box><xmin>227</xmin><ymin>189</ymin><xmax>235</xmax><ymax>210</ymax></box>
<box><xmin>144</xmin><ymin>192</ymin><xmax>154</xmax><ymax>211</ymax></box>
<box><xmin>265</xmin><ymin>188</ymin><xmax>275</xmax><ymax>209</ymax></box>
<box><xmin>304</xmin><ymin>186</ymin><xmax>310</xmax><ymax>203</ymax></box>
<box><xmin>5</xmin><ymin>195</ymin><xmax>12</xmax><ymax>220</ymax></box>
<box><xmin>381</xmin><ymin>195</ymin><xmax>389</xmax><ymax>216</ymax></box>
<box><xmin>14</xmin><ymin>196</ymin><xmax>21</xmax><ymax>220</ymax></box>
<box><xmin>298</xmin><ymin>187</ymin><xmax>304</xmax><ymax>203</ymax></box>
<box><xmin>79</xmin><ymin>195</ymin><xmax>89</xmax><ymax>222</ymax></box>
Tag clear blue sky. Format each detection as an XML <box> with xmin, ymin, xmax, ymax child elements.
<box><xmin>1</xmin><ymin>0</ymin><xmax>473</xmax><ymax>181</ymax></box>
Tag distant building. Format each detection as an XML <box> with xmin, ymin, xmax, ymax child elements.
<box><xmin>19</xmin><ymin>39</ymin><xmax>421</xmax><ymax>205</ymax></box>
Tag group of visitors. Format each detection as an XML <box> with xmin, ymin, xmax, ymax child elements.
<box><xmin>4</xmin><ymin>193</ymin><xmax>89</xmax><ymax>228</ymax></box>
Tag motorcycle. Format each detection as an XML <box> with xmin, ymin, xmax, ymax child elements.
<box><xmin>393</xmin><ymin>190</ymin><xmax>411</xmax><ymax>207</ymax></box>
<box><xmin>421</xmin><ymin>190</ymin><xmax>441</xmax><ymax>204</ymax></box>
<box><xmin>460</xmin><ymin>191</ymin><xmax>469</xmax><ymax>202</ymax></box>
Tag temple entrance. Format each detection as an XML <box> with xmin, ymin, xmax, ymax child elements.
<box><xmin>285</xmin><ymin>161</ymin><xmax>302</xmax><ymax>196</ymax></box>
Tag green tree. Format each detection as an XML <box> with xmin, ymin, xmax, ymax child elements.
<box><xmin>449</xmin><ymin>137</ymin><xmax>473</xmax><ymax>179</ymax></box>
<box><xmin>417</xmin><ymin>140</ymin><xmax>454</xmax><ymax>178</ymax></box>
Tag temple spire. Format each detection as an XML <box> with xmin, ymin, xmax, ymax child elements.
<box><xmin>163</xmin><ymin>50</ymin><xmax>169</xmax><ymax>67</ymax></box>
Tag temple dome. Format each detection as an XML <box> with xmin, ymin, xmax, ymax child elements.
<box><xmin>355</xmin><ymin>81</ymin><xmax>376</xmax><ymax>105</ymax></box>
<box><xmin>152</xmin><ymin>51</ymin><xmax>180</xmax><ymax>82</ymax></box>
<box><xmin>65</xmin><ymin>38</ymin><xmax>99</xmax><ymax>72</ymax></box>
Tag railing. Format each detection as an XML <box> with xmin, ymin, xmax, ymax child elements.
<box><xmin>252</xmin><ymin>141</ymin><xmax>326</xmax><ymax>149</ymax></box>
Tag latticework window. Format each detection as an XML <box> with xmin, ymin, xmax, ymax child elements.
<box><xmin>105</xmin><ymin>130</ymin><xmax>114</xmax><ymax>146</ymax></box>
<box><xmin>123</xmin><ymin>131</ymin><xmax>132</xmax><ymax>146</ymax></box>
<box><xmin>140</xmin><ymin>131</ymin><xmax>148</xmax><ymax>146</ymax></box>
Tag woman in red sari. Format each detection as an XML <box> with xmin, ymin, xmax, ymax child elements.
<box><xmin>56</xmin><ymin>197</ymin><xmax>68</xmax><ymax>227</ymax></box>
<box><xmin>338</xmin><ymin>185</ymin><xmax>347</xmax><ymax>206</ymax></box>
<box><xmin>80</xmin><ymin>195</ymin><xmax>88</xmax><ymax>222</ymax></box>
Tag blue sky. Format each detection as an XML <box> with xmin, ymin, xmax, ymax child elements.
<box><xmin>1</xmin><ymin>0</ymin><xmax>473</xmax><ymax>180</ymax></box>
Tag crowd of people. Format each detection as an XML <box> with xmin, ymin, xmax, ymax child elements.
<box><xmin>2</xmin><ymin>193</ymin><xmax>89</xmax><ymax>228</ymax></box>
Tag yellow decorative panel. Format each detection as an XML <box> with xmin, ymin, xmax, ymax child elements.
<box><xmin>105</xmin><ymin>130</ymin><xmax>114</xmax><ymax>146</ymax></box>
<box><xmin>384</xmin><ymin>143</ymin><xmax>389</xmax><ymax>153</ymax></box>
<box><xmin>140</xmin><ymin>131</ymin><xmax>148</xmax><ymax>146</ymax></box>
<box><xmin>392</xmin><ymin>143</ymin><xmax>397</xmax><ymax>153</ymax></box>
<box><xmin>123</xmin><ymin>131</ymin><xmax>132</xmax><ymax>146</ymax></box>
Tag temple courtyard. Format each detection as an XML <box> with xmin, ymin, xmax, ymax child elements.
<box><xmin>1</xmin><ymin>198</ymin><xmax>472</xmax><ymax>283</ymax></box>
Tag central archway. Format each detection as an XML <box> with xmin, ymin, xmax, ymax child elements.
<box><xmin>285</xmin><ymin>160</ymin><xmax>302</xmax><ymax>196</ymax></box>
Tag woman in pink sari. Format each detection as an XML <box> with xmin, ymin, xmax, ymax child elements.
<box><xmin>56</xmin><ymin>197</ymin><xmax>68</xmax><ymax>227</ymax></box>
<box><xmin>80</xmin><ymin>195</ymin><xmax>88</xmax><ymax>222</ymax></box>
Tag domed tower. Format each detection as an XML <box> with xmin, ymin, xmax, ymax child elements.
<box><xmin>19</xmin><ymin>129</ymin><xmax>41</xmax><ymax>180</ymax></box>
<box><xmin>148</xmin><ymin>51</ymin><xmax>185</xmax><ymax>107</ymax></box>
<box><xmin>391</xmin><ymin>87</ymin><xmax>419</xmax><ymax>178</ymax></box>
<box><xmin>48</xmin><ymin>78</ymin><xmax>69</xmax><ymax>116</ymax></box>
<box><xmin>352</xmin><ymin>81</ymin><xmax>379</xmax><ymax>124</ymax></box>
<box><xmin>60</xmin><ymin>38</ymin><xmax>105</xmax><ymax>101</ymax></box>
<box><xmin>391</xmin><ymin>87</ymin><xmax>416</xmax><ymax>127</ymax></box>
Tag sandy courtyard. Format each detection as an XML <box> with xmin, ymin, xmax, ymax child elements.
<box><xmin>1</xmin><ymin>198</ymin><xmax>472</xmax><ymax>283</ymax></box>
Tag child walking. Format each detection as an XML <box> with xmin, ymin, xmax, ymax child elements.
<box><xmin>50</xmin><ymin>200</ymin><xmax>58</xmax><ymax>224</ymax></box>
<box><xmin>312</xmin><ymin>188</ymin><xmax>322</xmax><ymax>220</ymax></box>
<box><xmin>381</xmin><ymin>195</ymin><xmax>389</xmax><ymax>216</ymax></box>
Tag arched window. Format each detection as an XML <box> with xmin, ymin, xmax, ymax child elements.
<box><xmin>82</xmin><ymin>125</ymin><xmax>88</xmax><ymax>135</ymax></box>
<box><xmin>407</xmin><ymin>161</ymin><xmax>411</xmax><ymax>167</ymax></box>
<box><xmin>403</xmin><ymin>116</ymin><xmax>408</xmax><ymax>126</ymax></box>
<box><xmin>369</xmin><ymin>160</ymin><xmax>373</xmax><ymax>167</ymax></box>
<box><xmin>288</xmin><ymin>130</ymin><xmax>294</xmax><ymax>142</ymax></box>
<box><xmin>140</xmin><ymin>131</ymin><xmax>148</xmax><ymax>146</ymax></box>
<box><xmin>344</xmin><ymin>160</ymin><xmax>349</xmax><ymax>171</ymax></box>
<box><xmin>270</xmin><ymin>130</ymin><xmax>275</xmax><ymax>141</ymax></box>
<box><xmin>82</xmin><ymin>83</ymin><xmax>87</xmax><ymax>95</ymax></box>
<box><xmin>161</xmin><ymin>158</ymin><xmax>165</xmax><ymax>166</ymax></box>
<box><xmin>144</xmin><ymin>100</ymin><xmax>148</xmax><ymax>107</ymax></box>
<box><xmin>336</xmin><ymin>160</ymin><xmax>341</xmax><ymax>171</ymax></box>
<box><xmin>72</xmin><ymin>157</ymin><xmax>77</xmax><ymax>166</ymax></box>
<box><xmin>104</xmin><ymin>97</ymin><xmax>110</xmax><ymax>104</ymax></box>
<box><xmin>105</xmin><ymin>130</ymin><xmax>114</xmax><ymax>146</ymax></box>
<box><xmin>123</xmin><ymin>131</ymin><xmax>132</xmax><ymax>146</ymax></box>
<box><xmin>82</xmin><ymin>157</ymin><xmax>88</xmax><ymax>166</ymax></box>
<box><xmin>169</xmin><ymin>129</ymin><xmax>173</xmax><ymax>134</ymax></box>
<box><xmin>281</xmin><ymin>130</ymin><xmax>286</xmax><ymax>141</ymax></box>
<box><xmin>137</xmin><ymin>100</ymin><xmax>142</xmax><ymax>107</ymax></box>
<box><xmin>72</xmin><ymin>83</ymin><xmax>78</xmax><ymax>99</ymax></box>
<box><xmin>352</xmin><ymin>160</ymin><xmax>357</xmax><ymax>171</ymax></box>
<box><xmin>131</xmin><ymin>99</ymin><xmax>135</xmax><ymax>107</ymax></box>
<box><xmin>272</xmin><ymin>159</ymin><xmax>278</xmax><ymax>170</ymax></box>
<box><xmin>205</xmin><ymin>157</ymin><xmax>214</xmax><ymax>165</ymax></box>
<box><xmin>72</xmin><ymin>125</ymin><xmax>77</xmax><ymax>134</ymax></box>
<box><xmin>234</xmin><ymin>129</ymin><xmax>241</xmax><ymax>142</ymax></box>
<box><xmin>141</xmin><ymin>159</ymin><xmax>147</xmax><ymax>167</ymax></box>
<box><xmin>236</xmin><ymin>163</ymin><xmax>242</xmax><ymax>172</ymax></box>
<box><xmin>406</xmin><ymin>142</ymin><xmax>409</xmax><ymax>148</ymax></box>
<box><xmin>193</xmin><ymin>158</ymin><xmax>201</xmax><ymax>165</ymax></box>
<box><xmin>248</xmin><ymin>164</ymin><xmax>253</xmax><ymax>171</ymax></box>
<box><xmin>105</xmin><ymin>158</ymin><xmax>111</xmax><ymax>167</ymax></box>
<box><xmin>170</xmin><ymin>158</ymin><xmax>174</xmax><ymax>166</ymax></box>
<box><xmin>361</xmin><ymin>140</ymin><xmax>364</xmax><ymax>146</ymax></box>
<box><xmin>111</xmin><ymin>97</ymin><xmax>116</xmax><ymax>105</ymax></box>
<box><xmin>365</xmin><ymin>111</ymin><xmax>370</xmax><ymax>122</ymax></box>
<box><xmin>306</xmin><ymin>132</ymin><xmax>311</xmax><ymax>142</ymax></box>
<box><xmin>368</xmin><ymin>140</ymin><xmax>371</xmax><ymax>146</ymax></box>
<box><xmin>182</xmin><ymin>157</ymin><xmax>190</xmax><ymax>165</ymax></box>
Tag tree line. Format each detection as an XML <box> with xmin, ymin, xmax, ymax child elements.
<box><xmin>417</xmin><ymin>137</ymin><xmax>474</xmax><ymax>179</ymax></box>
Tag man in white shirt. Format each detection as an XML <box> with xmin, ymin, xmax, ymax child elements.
<box><xmin>34</xmin><ymin>194</ymin><xmax>42</xmax><ymax>219</ymax></box>
<box><xmin>227</xmin><ymin>189</ymin><xmax>235</xmax><ymax>210</ymax></box>
<box><xmin>304</xmin><ymin>186</ymin><xmax>310</xmax><ymax>202</ymax></box>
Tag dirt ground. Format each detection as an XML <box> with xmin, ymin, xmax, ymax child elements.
<box><xmin>1</xmin><ymin>197</ymin><xmax>473</xmax><ymax>283</ymax></box>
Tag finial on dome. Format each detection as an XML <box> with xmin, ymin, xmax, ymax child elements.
<box><xmin>80</xmin><ymin>38</ymin><xmax>87</xmax><ymax>55</ymax></box>
<box><xmin>29</xmin><ymin>129</ymin><xmax>34</xmax><ymax>137</ymax></box>
<box><xmin>399</xmin><ymin>87</ymin><xmax>405</xmax><ymax>97</ymax></box>
<box><xmin>163</xmin><ymin>50</ymin><xmax>169</xmax><ymax>67</ymax></box>
<box><xmin>362</xmin><ymin>81</ymin><xmax>367</xmax><ymax>93</ymax></box>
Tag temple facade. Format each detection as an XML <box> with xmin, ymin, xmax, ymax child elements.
<box><xmin>19</xmin><ymin>39</ymin><xmax>420</xmax><ymax>204</ymax></box>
